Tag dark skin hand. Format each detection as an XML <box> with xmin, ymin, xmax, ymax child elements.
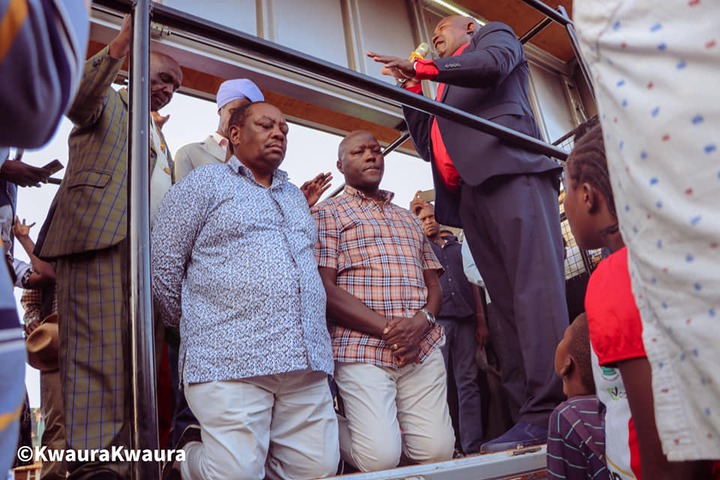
<box><xmin>319</xmin><ymin>267</ymin><xmax>440</xmax><ymax>367</ymax></box>
<box><xmin>0</xmin><ymin>161</ymin><xmax>52</xmax><ymax>187</ymax></box>
<box><xmin>300</xmin><ymin>172</ymin><xmax>332</xmax><ymax>207</ymax></box>
<box><xmin>471</xmin><ymin>284</ymin><xmax>489</xmax><ymax>348</ymax></box>
<box><xmin>13</xmin><ymin>216</ymin><xmax>56</xmax><ymax>287</ymax></box>
<box><xmin>383</xmin><ymin>269</ymin><xmax>442</xmax><ymax>363</ymax></box>
<box><xmin>619</xmin><ymin>358</ymin><xmax>712</xmax><ymax>479</ymax></box>
<box><xmin>365</xmin><ymin>51</ymin><xmax>416</xmax><ymax>80</ymax></box>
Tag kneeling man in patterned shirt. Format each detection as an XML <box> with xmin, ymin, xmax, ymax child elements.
<box><xmin>152</xmin><ymin>102</ymin><xmax>339</xmax><ymax>480</ymax></box>
<box><xmin>312</xmin><ymin>130</ymin><xmax>454</xmax><ymax>472</ymax></box>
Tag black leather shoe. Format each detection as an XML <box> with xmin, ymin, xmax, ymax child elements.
<box><xmin>480</xmin><ymin>422</ymin><xmax>547</xmax><ymax>453</ymax></box>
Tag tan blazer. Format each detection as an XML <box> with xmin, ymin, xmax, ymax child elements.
<box><xmin>173</xmin><ymin>135</ymin><xmax>227</xmax><ymax>182</ymax></box>
<box><xmin>37</xmin><ymin>46</ymin><xmax>167</xmax><ymax>258</ymax></box>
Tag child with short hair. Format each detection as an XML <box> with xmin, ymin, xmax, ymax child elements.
<box><xmin>563</xmin><ymin>119</ymin><xmax>712</xmax><ymax>479</ymax></box>
<box><xmin>547</xmin><ymin>313</ymin><xmax>608</xmax><ymax>480</ymax></box>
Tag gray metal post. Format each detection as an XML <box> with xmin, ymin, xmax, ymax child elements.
<box><xmin>557</xmin><ymin>5</ymin><xmax>595</xmax><ymax>99</ymax></box>
<box><xmin>128</xmin><ymin>0</ymin><xmax>160</xmax><ymax>478</ymax></box>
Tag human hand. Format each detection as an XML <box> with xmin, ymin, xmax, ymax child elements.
<box><xmin>12</xmin><ymin>217</ymin><xmax>36</xmax><ymax>239</ymax></box>
<box><xmin>383</xmin><ymin>314</ymin><xmax>427</xmax><ymax>352</ymax></box>
<box><xmin>394</xmin><ymin>344</ymin><xmax>421</xmax><ymax>368</ymax></box>
<box><xmin>108</xmin><ymin>14</ymin><xmax>132</xmax><ymax>59</ymax></box>
<box><xmin>151</xmin><ymin>112</ymin><xmax>171</xmax><ymax>131</ymax></box>
<box><xmin>25</xmin><ymin>320</ymin><xmax>40</xmax><ymax>335</ymax></box>
<box><xmin>300</xmin><ymin>172</ymin><xmax>332</xmax><ymax>207</ymax></box>
<box><xmin>409</xmin><ymin>191</ymin><xmax>427</xmax><ymax>216</ymax></box>
<box><xmin>0</xmin><ymin>161</ymin><xmax>51</xmax><ymax>187</ymax></box>
<box><xmin>476</xmin><ymin>317</ymin><xmax>489</xmax><ymax>350</ymax></box>
<box><xmin>366</xmin><ymin>51</ymin><xmax>416</xmax><ymax>80</ymax></box>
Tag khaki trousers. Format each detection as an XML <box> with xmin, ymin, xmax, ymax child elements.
<box><xmin>181</xmin><ymin>370</ymin><xmax>339</xmax><ymax>480</ymax></box>
<box><xmin>336</xmin><ymin>349</ymin><xmax>454</xmax><ymax>472</ymax></box>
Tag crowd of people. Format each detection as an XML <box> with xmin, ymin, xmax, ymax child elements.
<box><xmin>2</xmin><ymin>1</ymin><xmax>719</xmax><ymax>480</ymax></box>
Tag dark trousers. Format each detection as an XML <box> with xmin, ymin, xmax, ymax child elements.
<box><xmin>459</xmin><ymin>173</ymin><xmax>567</xmax><ymax>428</ymax></box>
<box><xmin>485</xmin><ymin>302</ymin><xmax>524</xmax><ymax>423</ymax></box>
<box><xmin>438</xmin><ymin>317</ymin><xmax>484</xmax><ymax>453</ymax></box>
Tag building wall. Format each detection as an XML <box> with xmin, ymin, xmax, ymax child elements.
<box><xmin>159</xmin><ymin>0</ymin><xmax>584</xmax><ymax>140</ymax></box>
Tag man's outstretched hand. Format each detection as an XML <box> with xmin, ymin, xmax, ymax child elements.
<box><xmin>366</xmin><ymin>51</ymin><xmax>416</xmax><ymax>80</ymax></box>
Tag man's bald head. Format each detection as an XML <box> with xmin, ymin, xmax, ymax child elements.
<box><xmin>149</xmin><ymin>51</ymin><xmax>182</xmax><ymax>111</ymax></box>
<box><xmin>432</xmin><ymin>15</ymin><xmax>478</xmax><ymax>58</ymax></box>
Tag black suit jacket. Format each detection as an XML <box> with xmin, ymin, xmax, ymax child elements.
<box><xmin>404</xmin><ymin>22</ymin><xmax>561</xmax><ymax>227</ymax></box>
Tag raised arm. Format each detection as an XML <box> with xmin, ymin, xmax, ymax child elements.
<box><xmin>66</xmin><ymin>15</ymin><xmax>130</xmax><ymax>128</ymax></box>
<box><xmin>12</xmin><ymin>217</ymin><xmax>55</xmax><ymax>288</ymax></box>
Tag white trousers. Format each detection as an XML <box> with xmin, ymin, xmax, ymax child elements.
<box><xmin>335</xmin><ymin>349</ymin><xmax>454</xmax><ymax>472</ymax></box>
<box><xmin>181</xmin><ymin>370</ymin><xmax>339</xmax><ymax>480</ymax></box>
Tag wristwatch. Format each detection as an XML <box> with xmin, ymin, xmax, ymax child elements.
<box><xmin>419</xmin><ymin>308</ymin><xmax>436</xmax><ymax>327</ymax></box>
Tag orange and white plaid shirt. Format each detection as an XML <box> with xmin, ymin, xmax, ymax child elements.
<box><xmin>312</xmin><ymin>186</ymin><xmax>444</xmax><ymax>368</ymax></box>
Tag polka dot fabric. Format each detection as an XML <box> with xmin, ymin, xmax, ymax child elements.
<box><xmin>574</xmin><ymin>0</ymin><xmax>720</xmax><ymax>461</ymax></box>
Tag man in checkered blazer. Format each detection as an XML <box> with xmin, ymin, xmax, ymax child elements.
<box><xmin>35</xmin><ymin>17</ymin><xmax>182</xmax><ymax>479</ymax></box>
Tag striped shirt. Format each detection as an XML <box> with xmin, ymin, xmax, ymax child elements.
<box><xmin>312</xmin><ymin>186</ymin><xmax>444</xmax><ymax>368</ymax></box>
<box><xmin>547</xmin><ymin>395</ymin><xmax>609</xmax><ymax>480</ymax></box>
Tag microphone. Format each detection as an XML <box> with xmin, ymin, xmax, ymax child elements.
<box><xmin>396</xmin><ymin>43</ymin><xmax>429</xmax><ymax>86</ymax></box>
<box><xmin>409</xmin><ymin>42</ymin><xmax>430</xmax><ymax>61</ymax></box>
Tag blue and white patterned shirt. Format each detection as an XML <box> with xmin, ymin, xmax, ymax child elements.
<box><xmin>151</xmin><ymin>158</ymin><xmax>334</xmax><ymax>383</ymax></box>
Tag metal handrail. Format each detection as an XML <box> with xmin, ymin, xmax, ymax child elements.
<box><xmin>94</xmin><ymin>0</ymin><xmax>568</xmax><ymax>161</ymax></box>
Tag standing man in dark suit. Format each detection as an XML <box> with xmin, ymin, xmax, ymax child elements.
<box><xmin>368</xmin><ymin>15</ymin><xmax>567</xmax><ymax>452</ymax></box>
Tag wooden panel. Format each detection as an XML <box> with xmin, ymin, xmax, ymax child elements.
<box><xmin>456</xmin><ymin>0</ymin><xmax>574</xmax><ymax>61</ymax></box>
<box><xmin>85</xmin><ymin>40</ymin><xmax>415</xmax><ymax>153</ymax></box>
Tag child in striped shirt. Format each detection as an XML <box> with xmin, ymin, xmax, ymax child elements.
<box><xmin>547</xmin><ymin>313</ymin><xmax>609</xmax><ymax>480</ymax></box>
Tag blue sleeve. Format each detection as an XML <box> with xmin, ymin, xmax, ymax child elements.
<box><xmin>0</xmin><ymin>0</ymin><xmax>89</xmax><ymax>148</ymax></box>
<box><xmin>151</xmin><ymin>171</ymin><xmax>212</xmax><ymax>327</ymax></box>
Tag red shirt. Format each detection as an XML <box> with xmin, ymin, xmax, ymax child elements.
<box><xmin>406</xmin><ymin>43</ymin><xmax>470</xmax><ymax>192</ymax></box>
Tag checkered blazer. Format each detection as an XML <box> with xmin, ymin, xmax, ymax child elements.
<box><xmin>37</xmin><ymin>46</ymin><xmax>167</xmax><ymax>258</ymax></box>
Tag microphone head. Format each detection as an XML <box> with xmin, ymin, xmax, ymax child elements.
<box><xmin>415</xmin><ymin>42</ymin><xmax>430</xmax><ymax>58</ymax></box>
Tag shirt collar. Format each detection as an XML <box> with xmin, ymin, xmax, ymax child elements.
<box><xmin>226</xmin><ymin>156</ymin><xmax>288</xmax><ymax>188</ymax></box>
<box><xmin>211</xmin><ymin>132</ymin><xmax>229</xmax><ymax>150</ymax></box>
<box><xmin>452</xmin><ymin>42</ymin><xmax>471</xmax><ymax>57</ymax></box>
<box><xmin>344</xmin><ymin>185</ymin><xmax>394</xmax><ymax>204</ymax></box>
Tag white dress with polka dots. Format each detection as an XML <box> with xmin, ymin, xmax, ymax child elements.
<box><xmin>574</xmin><ymin>0</ymin><xmax>720</xmax><ymax>461</ymax></box>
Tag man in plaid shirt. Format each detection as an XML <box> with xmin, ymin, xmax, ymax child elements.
<box><xmin>312</xmin><ymin>130</ymin><xmax>455</xmax><ymax>472</ymax></box>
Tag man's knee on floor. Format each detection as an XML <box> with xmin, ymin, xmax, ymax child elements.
<box><xmin>403</xmin><ymin>428</ymin><xmax>455</xmax><ymax>464</ymax></box>
<box><xmin>271</xmin><ymin>449</ymin><xmax>340</xmax><ymax>479</ymax></box>
<box><xmin>350</xmin><ymin>440</ymin><xmax>402</xmax><ymax>472</ymax></box>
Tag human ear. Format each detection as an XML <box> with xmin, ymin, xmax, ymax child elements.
<box><xmin>336</xmin><ymin>159</ymin><xmax>344</xmax><ymax>174</ymax></box>
<box><xmin>558</xmin><ymin>356</ymin><xmax>573</xmax><ymax>377</ymax></box>
<box><xmin>581</xmin><ymin>182</ymin><xmax>598</xmax><ymax>214</ymax></box>
<box><xmin>228</xmin><ymin>125</ymin><xmax>241</xmax><ymax>145</ymax></box>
